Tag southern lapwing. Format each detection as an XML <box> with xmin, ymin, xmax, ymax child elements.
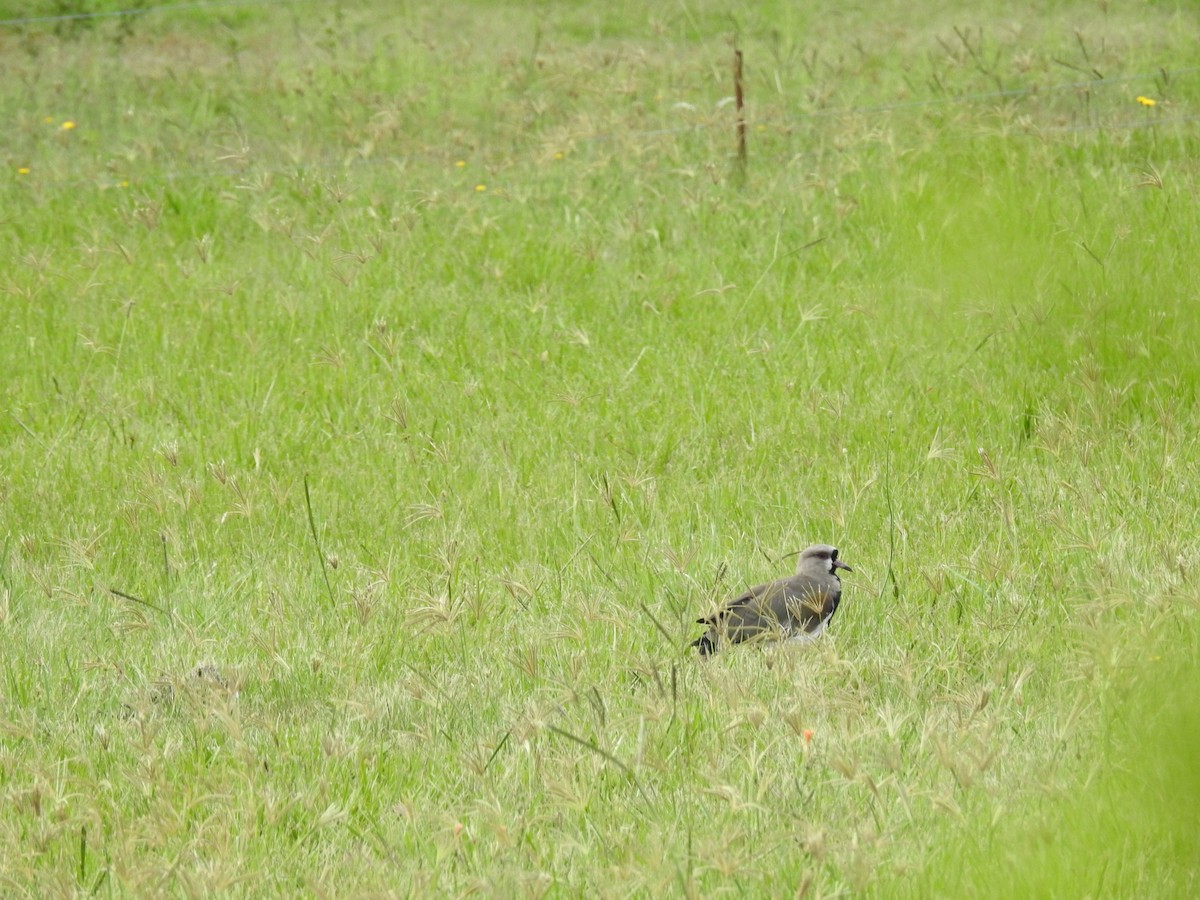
<box><xmin>692</xmin><ymin>544</ymin><xmax>853</xmax><ymax>656</ymax></box>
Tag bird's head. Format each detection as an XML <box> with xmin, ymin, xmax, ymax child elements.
<box><xmin>793</xmin><ymin>544</ymin><xmax>853</xmax><ymax>578</ymax></box>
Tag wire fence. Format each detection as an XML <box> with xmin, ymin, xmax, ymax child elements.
<box><xmin>13</xmin><ymin>97</ymin><xmax>1197</xmax><ymax>191</ymax></box>
<box><xmin>4</xmin><ymin>0</ymin><xmax>1196</xmax><ymax>187</ymax></box>
<box><xmin>591</xmin><ymin>65</ymin><xmax>1198</xmax><ymax>143</ymax></box>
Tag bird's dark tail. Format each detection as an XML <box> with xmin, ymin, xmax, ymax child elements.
<box><xmin>691</xmin><ymin>634</ymin><xmax>716</xmax><ymax>657</ymax></box>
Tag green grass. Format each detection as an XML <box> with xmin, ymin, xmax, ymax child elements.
<box><xmin>2</xmin><ymin>0</ymin><xmax>1199</xmax><ymax>894</ymax></box>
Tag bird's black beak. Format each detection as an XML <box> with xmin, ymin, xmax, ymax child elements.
<box><xmin>833</xmin><ymin>560</ymin><xmax>853</xmax><ymax>573</ymax></box>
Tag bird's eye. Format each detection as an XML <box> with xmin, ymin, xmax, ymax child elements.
<box><xmin>830</xmin><ymin>549</ymin><xmax>838</xmax><ymax>560</ymax></box>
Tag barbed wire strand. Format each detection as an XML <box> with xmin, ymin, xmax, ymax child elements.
<box><xmin>17</xmin><ymin>106</ymin><xmax>1194</xmax><ymax>194</ymax></box>
<box><xmin>632</xmin><ymin>65</ymin><xmax>1198</xmax><ymax>142</ymax></box>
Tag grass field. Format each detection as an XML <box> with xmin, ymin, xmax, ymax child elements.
<box><xmin>3</xmin><ymin>0</ymin><xmax>1200</xmax><ymax>895</ymax></box>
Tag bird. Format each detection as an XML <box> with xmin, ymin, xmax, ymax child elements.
<box><xmin>691</xmin><ymin>544</ymin><xmax>853</xmax><ymax>657</ymax></box>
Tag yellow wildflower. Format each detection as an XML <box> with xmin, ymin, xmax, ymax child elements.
<box><xmin>61</xmin><ymin>120</ymin><xmax>76</xmax><ymax>130</ymax></box>
<box><xmin>475</xmin><ymin>184</ymin><xmax>486</xmax><ymax>192</ymax></box>
<box><xmin>1136</xmin><ymin>96</ymin><xmax>1157</xmax><ymax>107</ymax></box>
<box><xmin>553</xmin><ymin>151</ymin><xmax>564</xmax><ymax>161</ymax></box>
<box><xmin>455</xmin><ymin>160</ymin><xmax>466</xmax><ymax>168</ymax></box>
<box><xmin>18</xmin><ymin>167</ymin><xmax>30</xmax><ymax>175</ymax></box>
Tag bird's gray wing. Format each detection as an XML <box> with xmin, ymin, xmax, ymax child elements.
<box><xmin>778</xmin><ymin>575</ymin><xmax>841</xmax><ymax>634</ymax></box>
<box><xmin>695</xmin><ymin>581</ymin><xmax>768</xmax><ymax>624</ymax></box>
<box><xmin>697</xmin><ymin>580</ymin><xmax>791</xmax><ymax>644</ymax></box>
